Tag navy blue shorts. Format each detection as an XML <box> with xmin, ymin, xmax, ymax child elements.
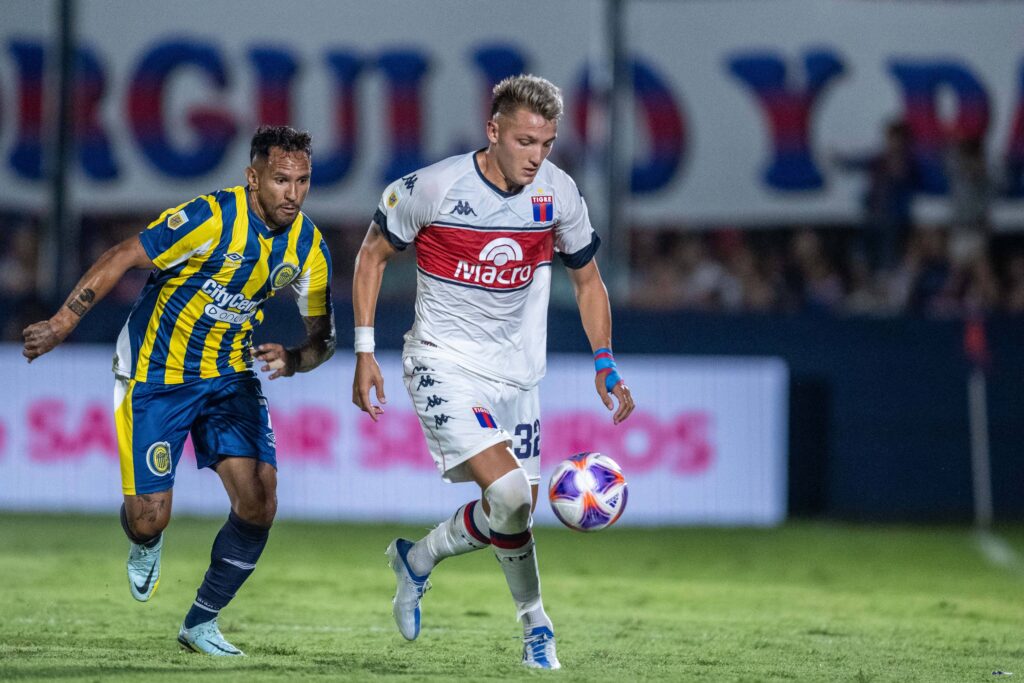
<box><xmin>115</xmin><ymin>373</ymin><xmax>276</xmax><ymax>495</ymax></box>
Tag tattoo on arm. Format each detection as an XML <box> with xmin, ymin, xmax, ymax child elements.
<box><xmin>65</xmin><ymin>288</ymin><xmax>96</xmax><ymax>317</ymax></box>
<box><xmin>288</xmin><ymin>315</ymin><xmax>337</xmax><ymax>373</ymax></box>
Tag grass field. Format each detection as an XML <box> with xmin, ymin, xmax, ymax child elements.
<box><xmin>1</xmin><ymin>514</ymin><xmax>1022</xmax><ymax>682</ymax></box>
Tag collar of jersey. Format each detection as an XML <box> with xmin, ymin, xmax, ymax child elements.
<box><xmin>473</xmin><ymin>149</ymin><xmax>525</xmax><ymax>199</ymax></box>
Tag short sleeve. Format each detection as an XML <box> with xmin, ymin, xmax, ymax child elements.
<box><xmin>554</xmin><ymin>176</ymin><xmax>600</xmax><ymax>269</ymax></box>
<box><xmin>293</xmin><ymin>229</ymin><xmax>333</xmax><ymax>317</ymax></box>
<box><xmin>373</xmin><ymin>173</ymin><xmax>438</xmax><ymax>251</ymax></box>
<box><xmin>139</xmin><ymin>195</ymin><xmax>218</xmax><ymax>270</ymax></box>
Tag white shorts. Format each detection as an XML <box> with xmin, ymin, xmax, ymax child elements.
<box><xmin>402</xmin><ymin>355</ymin><xmax>541</xmax><ymax>485</ymax></box>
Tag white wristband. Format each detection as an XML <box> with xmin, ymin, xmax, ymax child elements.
<box><xmin>354</xmin><ymin>326</ymin><xmax>375</xmax><ymax>354</ymax></box>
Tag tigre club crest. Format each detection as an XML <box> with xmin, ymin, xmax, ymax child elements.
<box><xmin>270</xmin><ymin>262</ymin><xmax>300</xmax><ymax>290</ymax></box>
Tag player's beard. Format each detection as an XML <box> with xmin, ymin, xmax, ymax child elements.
<box><xmin>274</xmin><ymin>204</ymin><xmax>299</xmax><ymax>227</ymax></box>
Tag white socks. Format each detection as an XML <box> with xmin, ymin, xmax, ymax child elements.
<box><xmin>485</xmin><ymin>469</ymin><xmax>552</xmax><ymax>630</ymax></box>
<box><xmin>407</xmin><ymin>499</ymin><xmax>490</xmax><ymax>576</ymax></box>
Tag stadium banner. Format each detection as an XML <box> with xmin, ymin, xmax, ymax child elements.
<box><xmin>0</xmin><ymin>346</ymin><xmax>788</xmax><ymax>526</ymax></box>
<box><xmin>1</xmin><ymin>0</ymin><xmax>1023</xmax><ymax>225</ymax></box>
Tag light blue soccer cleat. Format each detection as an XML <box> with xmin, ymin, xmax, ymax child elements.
<box><xmin>127</xmin><ymin>536</ymin><xmax>162</xmax><ymax>602</ymax></box>
<box><xmin>522</xmin><ymin>626</ymin><xmax>561</xmax><ymax>670</ymax></box>
<box><xmin>177</xmin><ymin>618</ymin><xmax>244</xmax><ymax>656</ymax></box>
<box><xmin>385</xmin><ymin>538</ymin><xmax>431</xmax><ymax>640</ymax></box>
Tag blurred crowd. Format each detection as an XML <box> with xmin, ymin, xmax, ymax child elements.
<box><xmin>627</xmin><ymin>224</ymin><xmax>1019</xmax><ymax>317</ymax></box>
<box><xmin>630</xmin><ymin>119</ymin><xmax>1020</xmax><ymax>318</ymax></box>
<box><xmin>1</xmin><ymin>119</ymin><xmax>1022</xmax><ymax>341</ymax></box>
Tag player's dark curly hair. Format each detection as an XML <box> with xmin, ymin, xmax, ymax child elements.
<box><xmin>250</xmin><ymin>125</ymin><xmax>312</xmax><ymax>162</ymax></box>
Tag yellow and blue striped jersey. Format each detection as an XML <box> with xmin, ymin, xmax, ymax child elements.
<box><xmin>113</xmin><ymin>186</ymin><xmax>333</xmax><ymax>384</ymax></box>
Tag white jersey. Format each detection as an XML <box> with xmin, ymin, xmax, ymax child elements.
<box><xmin>375</xmin><ymin>151</ymin><xmax>600</xmax><ymax>389</ymax></box>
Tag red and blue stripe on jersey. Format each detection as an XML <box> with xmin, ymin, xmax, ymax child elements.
<box><xmin>124</xmin><ymin>186</ymin><xmax>331</xmax><ymax>384</ymax></box>
<box><xmin>473</xmin><ymin>407</ymin><xmax>498</xmax><ymax>428</ymax></box>
<box><xmin>531</xmin><ymin>195</ymin><xmax>553</xmax><ymax>222</ymax></box>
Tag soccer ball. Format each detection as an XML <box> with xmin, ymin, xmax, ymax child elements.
<box><xmin>547</xmin><ymin>452</ymin><xmax>628</xmax><ymax>532</ymax></box>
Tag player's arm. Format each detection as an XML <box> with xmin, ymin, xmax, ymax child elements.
<box><xmin>351</xmin><ymin>223</ymin><xmax>398</xmax><ymax>421</ymax></box>
<box><xmin>253</xmin><ymin>313</ymin><xmax>336</xmax><ymax>380</ymax></box>
<box><xmin>22</xmin><ymin>235</ymin><xmax>154</xmax><ymax>362</ymax></box>
<box><xmin>566</xmin><ymin>259</ymin><xmax>636</xmax><ymax>425</ymax></box>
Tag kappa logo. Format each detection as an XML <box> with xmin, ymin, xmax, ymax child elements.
<box><xmin>417</xmin><ymin>375</ymin><xmax>441</xmax><ymax>390</ymax></box>
<box><xmin>166</xmin><ymin>210</ymin><xmax>187</xmax><ymax>230</ymax></box>
<box><xmin>434</xmin><ymin>414</ymin><xmax>452</xmax><ymax>428</ymax></box>
<box><xmin>447</xmin><ymin>200</ymin><xmax>477</xmax><ymax>217</ymax></box>
<box><xmin>146</xmin><ymin>441</ymin><xmax>172</xmax><ymax>477</ymax></box>
<box><xmin>270</xmin><ymin>262</ymin><xmax>300</xmax><ymax>289</ymax></box>
<box><xmin>402</xmin><ymin>174</ymin><xmax>418</xmax><ymax>193</ymax></box>
<box><xmin>425</xmin><ymin>395</ymin><xmax>448</xmax><ymax>410</ymax></box>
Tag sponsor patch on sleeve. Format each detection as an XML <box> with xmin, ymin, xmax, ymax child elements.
<box><xmin>387</xmin><ymin>189</ymin><xmax>400</xmax><ymax>208</ymax></box>
<box><xmin>167</xmin><ymin>210</ymin><xmax>188</xmax><ymax>230</ymax></box>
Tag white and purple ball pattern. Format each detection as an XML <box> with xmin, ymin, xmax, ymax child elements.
<box><xmin>548</xmin><ymin>452</ymin><xmax>628</xmax><ymax>532</ymax></box>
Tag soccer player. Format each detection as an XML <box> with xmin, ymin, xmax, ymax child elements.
<box><xmin>22</xmin><ymin>126</ymin><xmax>335</xmax><ymax>656</ymax></box>
<box><xmin>351</xmin><ymin>74</ymin><xmax>635</xmax><ymax>670</ymax></box>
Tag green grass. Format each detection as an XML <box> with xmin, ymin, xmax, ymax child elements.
<box><xmin>1</xmin><ymin>514</ymin><xmax>1023</xmax><ymax>681</ymax></box>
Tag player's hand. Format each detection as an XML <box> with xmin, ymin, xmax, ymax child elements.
<box><xmin>252</xmin><ymin>343</ymin><xmax>296</xmax><ymax>380</ymax></box>
<box><xmin>596</xmin><ymin>374</ymin><xmax>635</xmax><ymax>425</ymax></box>
<box><xmin>352</xmin><ymin>352</ymin><xmax>386</xmax><ymax>421</ymax></box>
<box><xmin>22</xmin><ymin>318</ymin><xmax>69</xmax><ymax>363</ymax></box>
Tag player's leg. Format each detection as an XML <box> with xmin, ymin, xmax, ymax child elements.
<box><xmin>178</xmin><ymin>374</ymin><xmax>277</xmax><ymax>656</ymax></box>
<box><xmin>121</xmin><ymin>492</ymin><xmax>172</xmax><ymax>601</ymax></box>
<box><xmin>401</xmin><ymin>413</ymin><xmax>542</xmax><ymax>576</ymax></box>
<box><xmin>466</xmin><ymin>445</ymin><xmax>560</xmax><ymax>670</ymax></box>
<box><xmin>404</xmin><ymin>497</ymin><xmax>491</xmax><ymax>576</ymax></box>
<box><xmin>115</xmin><ymin>377</ymin><xmax>192</xmax><ymax>602</ymax></box>
<box><xmin>386</xmin><ymin>358</ymin><xmax>511</xmax><ymax>640</ymax></box>
<box><xmin>178</xmin><ymin>457</ymin><xmax>275</xmax><ymax>656</ymax></box>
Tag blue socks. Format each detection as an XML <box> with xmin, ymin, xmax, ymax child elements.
<box><xmin>184</xmin><ymin>511</ymin><xmax>270</xmax><ymax>629</ymax></box>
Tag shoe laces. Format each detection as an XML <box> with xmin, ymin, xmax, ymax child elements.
<box><xmin>404</xmin><ymin>575</ymin><xmax>431</xmax><ymax>599</ymax></box>
<box><xmin>193</xmin><ymin>619</ymin><xmax>224</xmax><ymax>639</ymax></box>
<box><xmin>525</xmin><ymin>629</ymin><xmax>554</xmax><ymax>659</ymax></box>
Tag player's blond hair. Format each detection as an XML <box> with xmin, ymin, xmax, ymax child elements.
<box><xmin>490</xmin><ymin>74</ymin><xmax>563</xmax><ymax>122</ymax></box>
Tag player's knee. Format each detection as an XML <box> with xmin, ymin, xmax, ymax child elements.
<box><xmin>484</xmin><ymin>468</ymin><xmax>532</xmax><ymax>533</ymax></box>
<box><xmin>234</xmin><ymin>483</ymin><xmax>277</xmax><ymax>527</ymax></box>
<box><xmin>122</xmin><ymin>497</ymin><xmax>170</xmax><ymax>540</ymax></box>
<box><xmin>130</xmin><ymin>516</ymin><xmax>168</xmax><ymax>540</ymax></box>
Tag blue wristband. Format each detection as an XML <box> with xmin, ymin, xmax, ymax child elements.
<box><xmin>594</xmin><ymin>348</ymin><xmax>622</xmax><ymax>392</ymax></box>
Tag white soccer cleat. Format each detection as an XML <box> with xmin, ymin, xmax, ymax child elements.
<box><xmin>177</xmin><ymin>618</ymin><xmax>244</xmax><ymax>656</ymax></box>
<box><xmin>522</xmin><ymin>626</ymin><xmax>561</xmax><ymax>670</ymax></box>
<box><xmin>385</xmin><ymin>538</ymin><xmax>431</xmax><ymax>640</ymax></box>
<box><xmin>127</xmin><ymin>536</ymin><xmax>162</xmax><ymax>602</ymax></box>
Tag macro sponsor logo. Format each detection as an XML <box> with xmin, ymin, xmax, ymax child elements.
<box><xmin>201</xmin><ymin>278</ymin><xmax>259</xmax><ymax>323</ymax></box>
<box><xmin>453</xmin><ymin>237</ymin><xmax>533</xmax><ymax>286</ymax></box>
